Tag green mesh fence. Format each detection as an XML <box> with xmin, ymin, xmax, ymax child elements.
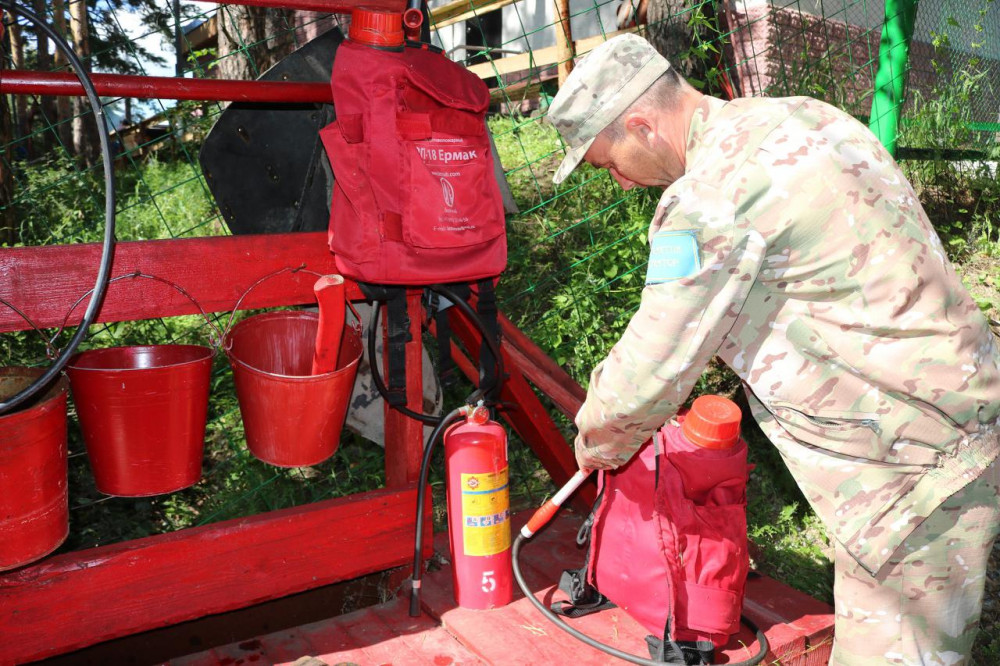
<box><xmin>1</xmin><ymin>0</ymin><xmax>997</xmax><ymax>554</ymax></box>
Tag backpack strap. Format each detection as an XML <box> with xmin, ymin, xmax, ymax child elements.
<box><xmin>359</xmin><ymin>283</ymin><xmax>410</xmax><ymax>407</ymax></box>
<box><xmin>427</xmin><ymin>286</ymin><xmax>460</xmax><ymax>390</ymax></box>
<box><xmin>550</xmin><ymin>567</ymin><xmax>615</xmax><ymax>618</ymax></box>
<box><xmin>475</xmin><ymin>278</ymin><xmax>501</xmax><ymax>401</ymax></box>
<box><xmin>645</xmin><ymin>633</ymin><xmax>715</xmax><ymax>665</ymax></box>
<box><xmin>549</xmin><ymin>489</ymin><xmax>614</xmax><ymax>619</ymax></box>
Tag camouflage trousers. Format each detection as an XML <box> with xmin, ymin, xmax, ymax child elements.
<box><xmin>830</xmin><ymin>457</ymin><xmax>1000</xmax><ymax>665</ymax></box>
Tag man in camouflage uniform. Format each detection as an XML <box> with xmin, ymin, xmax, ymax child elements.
<box><xmin>548</xmin><ymin>33</ymin><xmax>1000</xmax><ymax>664</ymax></box>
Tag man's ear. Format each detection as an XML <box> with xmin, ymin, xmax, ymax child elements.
<box><xmin>623</xmin><ymin>111</ymin><xmax>656</xmax><ymax>148</ymax></box>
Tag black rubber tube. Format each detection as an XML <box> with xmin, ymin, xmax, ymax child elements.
<box><xmin>368</xmin><ymin>285</ymin><xmax>506</xmax><ymax>425</ymax></box>
<box><xmin>409</xmin><ymin>405</ymin><xmax>465</xmax><ymax>617</ymax></box>
<box><xmin>0</xmin><ymin>1</ymin><xmax>116</xmax><ymax>415</ymax></box>
<box><xmin>512</xmin><ymin>533</ymin><xmax>770</xmax><ymax>665</ymax></box>
<box><xmin>367</xmin><ymin>299</ymin><xmax>442</xmax><ymax>426</ymax></box>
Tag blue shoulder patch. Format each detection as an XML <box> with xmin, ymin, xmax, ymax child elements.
<box><xmin>645</xmin><ymin>230</ymin><xmax>701</xmax><ymax>285</ymax></box>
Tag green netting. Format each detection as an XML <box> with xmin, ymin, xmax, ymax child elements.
<box><xmin>1</xmin><ymin>0</ymin><xmax>997</xmax><ymax>553</ymax></box>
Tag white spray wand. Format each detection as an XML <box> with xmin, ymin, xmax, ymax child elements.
<box><xmin>519</xmin><ymin>469</ymin><xmax>591</xmax><ymax>539</ymax></box>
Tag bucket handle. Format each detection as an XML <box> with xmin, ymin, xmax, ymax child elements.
<box><xmin>222</xmin><ymin>265</ymin><xmax>362</xmax><ymax>352</ymax></box>
<box><xmin>0</xmin><ymin>297</ymin><xmax>62</xmax><ymax>360</ymax></box>
<box><xmin>56</xmin><ymin>271</ymin><xmax>225</xmax><ymax>348</ymax></box>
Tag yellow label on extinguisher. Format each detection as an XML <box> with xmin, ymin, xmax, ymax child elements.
<box><xmin>460</xmin><ymin>467</ymin><xmax>511</xmax><ymax>557</ymax></box>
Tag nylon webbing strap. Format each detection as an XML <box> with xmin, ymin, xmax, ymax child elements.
<box><xmin>435</xmin><ymin>305</ymin><xmax>457</xmax><ymax>388</ymax></box>
<box><xmin>645</xmin><ymin>634</ymin><xmax>715</xmax><ymax>665</ymax></box>
<box><xmin>359</xmin><ymin>282</ymin><xmax>411</xmax><ymax>407</ymax></box>
<box><xmin>385</xmin><ymin>289</ymin><xmax>410</xmax><ymax>406</ymax></box>
<box><xmin>476</xmin><ymin>278</ymin><xmax>501</xmax><ymax>400</ymax></box>
<box><xmin>549</xmin><ymin>568</ymin><xmax>615</xmax><ymax>619</ymax></box>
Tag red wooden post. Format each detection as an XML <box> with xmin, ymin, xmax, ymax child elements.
<box><xmin>382</xmin><ymin>290</ymin><xmax>427</xmax><ymax>487</ymax></box>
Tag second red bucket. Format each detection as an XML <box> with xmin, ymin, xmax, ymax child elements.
<box><xmin>0</xmin><ymin>369</ymin><xmax>70</xmax><ymax>571</ymax></box>
<box><xmin>67</xmin><ymin>345</ymin><xmax>214</xmax><ymax>497</ymax></box>
<box><xmin>225</xmin><ymin>310</ymin><xmax>363</xmax><ymax>467</ymax></box>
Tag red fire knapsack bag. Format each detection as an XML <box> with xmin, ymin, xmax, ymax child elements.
<box><xmin>553</xmin><ymin>415</ymin><xmax>754</xmax><ymax>664</ymax></box>
<box><xmin>320</xmin><ymin>39</ymin><xmax>507</xmax><ymax>284</ymax></box>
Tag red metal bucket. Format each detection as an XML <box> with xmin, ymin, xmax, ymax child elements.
<box><xmin>224</xmin><ymin>311</ymin><xmax>362</xmax><ymax>467</ymax></box>
<box><xmin>67</xmin><ymin>345</ymin><xmax>214</xmax><ymax>497</ymax></box>
<box><xmin>0</xmin><ymin>368</ymin><xmax>70</xmax><ymax>571</ymax></box>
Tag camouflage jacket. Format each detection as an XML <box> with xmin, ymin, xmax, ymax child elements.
<box><xmin>574</xmin><ymin>95</ymin><xmax>1000</xmax><ymax>574</ymax></box>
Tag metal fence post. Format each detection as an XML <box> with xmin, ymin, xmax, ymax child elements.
<box><xmin>868</xmin><ymin>0</ymin><xmax>918</xmax><ymax>156</ymax></box>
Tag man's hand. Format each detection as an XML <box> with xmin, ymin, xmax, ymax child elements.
<box><xmin>574</xmin><ymin>433</ymin><xmax>620</xmax><ymax>473</ymax></box>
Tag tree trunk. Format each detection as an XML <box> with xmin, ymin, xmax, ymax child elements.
<box><xmin>32</xmin><ymin>0</ymin><xmax>57</xmax><ymax>153</ymax></box>
<box><xmin>644</xmin><ymin>0</ymin><xmax>709</xmax><ymax>85</ymax></box>
<box><xmin>9</xmin><ymin>22</ymin><xmax>29</xmax><ymax>140</ymax></box>
<box><xmin>69</xmin><ymin>0</ymin><xmax>97</xmax><ymax>164</ymax></box>
<box><xmin>216</xmin><ymin>3</ymin><xmax>295</xmax><ymax>83</ymax></box>
<box><xmin>1</xmin><ymin>26</ymin><xmax>16</xmax><ymax>245</ymax></box>
<box><xmin>53</xmin><ymin>0</ymin><xmax>73</xmax><ymax>150</ymax></box>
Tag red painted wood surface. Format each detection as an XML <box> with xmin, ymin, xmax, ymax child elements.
<box><xmin>0</xmin><ymin>70</ymin><xmax>333</xmax><ymax>103</ymax></box>
<box><xmin>172</xmin><ymin>597</ymin><xmax>485</xmax><ymax>666</ymax></box>
<box><xmin>382</xmin><ymin>291</ymin><xmax>427</xmax><ymax>488</ymax></box>
<box><xmin>0</xmin><ymin>233</ymin><xmax>366</xmax><ymax>333</ymax></box>
<box><xmin>164</xmin><ymin>509</ymin><xmax>832</xmax><ymax>665</ymax></box>
<box><xmin>0</xmin><ymin>486</ymin><xmax>432</xmax><ymax>665</ymax></box>
<box><xmin>420</xmin><ymin>512</ymin><xmax>834</xmax><ymax>666</ymax></box>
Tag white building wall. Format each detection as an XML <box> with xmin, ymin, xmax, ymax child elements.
<box><xmin>427</xmin><ymin>0</ymin><xmax>620</xmax><ymax>61</ymax></box>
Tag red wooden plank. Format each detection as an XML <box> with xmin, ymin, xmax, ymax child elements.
<box><xmin>499</xmin><ymin>313</ymin><xmax>587</xmax><ymax>420</ymax></box>
<box><xmin>178</xmin><ymin>597</ymin><xmax>486</xmax><ymax>666</ymax></box>
<box><xmin>0</xmin><ymin>233</ymin><xmax>365</xmax><ymax>333</ymax></box>
<box><xmin>342</xmin><ymin>604</ymin><xmax>429</xmax><ymax>664</ymax></box>
<box><xmin>382</xmin><ymin>291</ymin><xmax>427</xmax><ymax>488</ymax></box>
<box><xmin>209</xmin><ymin>639</ymin><xmax>273</xmax><ymax>665</ymax></box>
<box><xmin>256</xmin><ymin>628</ymin><xmax>317</xmax><ymax>663</ymax></box>
<box><xmin>0</xmin><ymin>486</ymin><xmax>432</xmax><ymax>665</ymax></box>
<box><xmin>169</xmin><ymin>652</ymin><xmax>226</xmax><ymax>666</ymax></box>
<box><xmin>378</xmin><ymin>605</ymin><xmax>488</xmax><ymax>666</ymax></box>
<box><xmin>421</xmin><ymin>510</ymin><xmax>831</xmax><ymax>666</ymax></box>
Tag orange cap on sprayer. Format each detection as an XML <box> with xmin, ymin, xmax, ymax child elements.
<box><xmin>349</xmin><ymin>7</ymin><xmax>405</xmax><ymax>48</ymax></box>
<box><xmin>681</xmin><ymin>395</ymin><xmax>742</xmax><ymax>450</ymax></box>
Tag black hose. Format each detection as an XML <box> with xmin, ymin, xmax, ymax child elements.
<box><xmin>512</xmin><ymin>534</ymin><xmax>770</xmax><ymax>665</ymax></box>
<box><xmin>0</xmin><ymin>1</ymin><xmax>116</xmax><ymax>415</ymax></box>
<box><xmin>410</xmin><ymin>405</ymin><xmax>466</xmax><ymax>616</ymax></box>
<box><xmin>368</xmin><ymin>284</ymin><xmax>506</xmax><ymax>425</ymax></box>
<box><xmin>367</xmin><ymin>300</ymin><xmax>442</xmax><ymax>426</ymax></box>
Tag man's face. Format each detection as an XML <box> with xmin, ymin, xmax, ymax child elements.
<box><xmin>584</xmin><ymin>133</ymin><xmax>645</xmax><ymax>190</ymax></box>
<box><xmin>583</xmin><ymin>122</ymin><xmax>684</xmax><ymax>190</ymax></box>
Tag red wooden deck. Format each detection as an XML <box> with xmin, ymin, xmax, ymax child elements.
<box><xmin>169</xmin><ymin>512</ymin><xmax>835</xmax><ymax>666</ymax></box>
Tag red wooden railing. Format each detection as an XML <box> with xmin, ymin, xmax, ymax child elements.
<box><xmin>0</xmin><ymin>2</ymin><xmax>591</xmax><ymax>658</ymax></box>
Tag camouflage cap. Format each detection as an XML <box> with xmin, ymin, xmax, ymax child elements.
<box><xmin>548</xmin><ymin>33</ymin><xmax>670</xmax><ymax>184</ymax></box>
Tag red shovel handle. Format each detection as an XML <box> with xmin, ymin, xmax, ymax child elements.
<box><xmin>312</xmin><ymin>275</ymin><xmax>346</xmax><ymax>375</ymax></box>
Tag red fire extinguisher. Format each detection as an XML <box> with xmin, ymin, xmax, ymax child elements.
<box><xmin>443</xmin><ymin>405</ymin><xmax>513</xmax><ymax>609</ymax></box>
